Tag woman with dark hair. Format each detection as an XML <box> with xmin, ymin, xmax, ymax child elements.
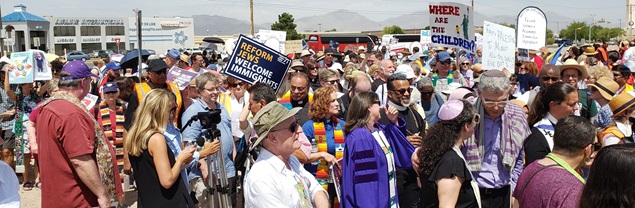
<box><xmin>562</xmin><ymin>46</ymin><xmax>580</xmax><ymax>62</ymax></box>
<box><xmin>515</xmin><ymin>62</ymin><xmax>540</xmax><ymax>94</ymax></box>
<box><xmin>418</xmin><ymin>99</ymin><xmax>480</xmax><ymax>208</ymax></box>
<box><xmin>306</xmin><ymin>61</ymin><xmax>321</xmax><ymax>91</ymax></box>
<box><xmin>341</xmin><ymin>91</ymin><xmax>409</xmax><ymax>208</ymax></box>
<box><xmin>580</xmin><ymin>144</ymin><xmax>635</xmax><ymax>208</ymax></box>
<box><xmin>524</xmin><ymin>82</ymin><xmax>580</xmax><ymax>165</ymax></box>
<box><xmin>301</xmin><ymin>86</ymin><xmax>344</xmax><ymax>207</ymax></box>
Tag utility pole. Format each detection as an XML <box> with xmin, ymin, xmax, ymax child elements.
<box><xmin>134</xmin><ymin>9</ymin><xmax>142</xmax><ymax>79</ymax></box>
<box><xmin>318</xmin><ymin>23</ymin><xmax>322</xmax><ymax>32</ymax></box>
<box><xmin>589</xmin><ymin>14</ymin><xmax>595</xmax><ymax>42</ymax></box>
<box><xmin>0</xmin><ymin>3</ymin><xmax>4</xmax><ymax>56</ymax></box>
<box><xmin>250</xmin><ymin>0</ymin><xmax>254</xmax><ymax>36</ymax></box>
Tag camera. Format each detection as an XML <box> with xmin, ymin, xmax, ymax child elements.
<box><xmin>197</xmin><ymin>109</ymin><xmax>221</xmax><ymax>129</ymax></box>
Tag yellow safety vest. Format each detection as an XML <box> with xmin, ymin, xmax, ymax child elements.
<box><xmin>135</xmin><ymin>82</ymin><xmax>183</xmax><ymax>123</ymax></box>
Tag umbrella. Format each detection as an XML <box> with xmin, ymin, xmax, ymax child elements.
<box><xmin>119</xmin><ymin>49</ymin><xmax>151</xmax><ymax>69</ymax></box>
<box><xmin>201</xmin><ymin>42</ymin><xmax>218</xmax><ymax>51</ymax></box>
<box><xmin>45</xmin><ymin>53</ymin><xmax>60</xmax><ymax>62</ymax></box>
<box><xmin>202</xmin><ymin>37</ymin><xmax>225</xmax><ymax>44</ymax></box>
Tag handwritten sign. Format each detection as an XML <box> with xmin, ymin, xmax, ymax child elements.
<box><xmin>482</xmin><ymin>21</ymin><xmax>516</xmax><ymax>71</ymax></box>
<box><xmin>166</xmin><ymin>67</ymin><xmax>199</xmax><ymax>90</ymax></box>
<box><xmin>8</xmin><ymin>52</ymin><xmax>34</xmax><ymax>84</ymax></box>
<box><xmin>428</xmin><ymin>2</ymin><xmax>475</xmax><ymax>52</ymax></box>
<box><xmin>257</xmin><ymin>29</ymin><xmax>287</xmax><ymax>54</ymax></box>
<box><xmin>516</xmin><ymin>6</ymin><xmax>547</xmax><ymax>50</ymax></box>
<box><xmin>224</xmin><ymin>35</ymin><xmax>291</xmax><ymax>93</ymax></box>
<box><xmin>420</xmin><ymin>30</ymin><xmax>432</xmax><ymax>50</ymax></box>
<box><xmin>285</xmin><ymin>40</ymin><xmax>303</xmax><ymax>55</ymax></box>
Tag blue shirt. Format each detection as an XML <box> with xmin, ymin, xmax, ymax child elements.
<box><xmin>301</xmin><ymin>118</ymin><xmax>346</xmax><ymax>175</ymax></box>
<box><xmin>472</xmin><ymin>115</ymin><xmax>524</xmax><ymax>189</ymax></box>
<box><xmin>593</xmin><ymin>104</ymin><xmax>613</xmax><ymax>129</ymax></box>
<box><xmin>181</xmin><ymin>99</ymin><xmax>235</xmax><ymax>180</ymax></box>
<box><xmin>163</xmin><ymin>123</ymin><xmax>198</xmax><ymax>192</ymax></box>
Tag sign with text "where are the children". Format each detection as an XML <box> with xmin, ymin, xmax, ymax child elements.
<box><xmin>428</xmin><ymin>2</ymin><xmax>475</xmax><ymax>53</ymax></box>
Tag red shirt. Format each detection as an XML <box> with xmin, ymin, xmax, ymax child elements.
<box><xmin>36</xmin><ymin>99</ymin><xmax>99</xmax><ymax>208</ymax></box>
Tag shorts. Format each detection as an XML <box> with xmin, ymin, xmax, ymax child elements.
<box><xmin>1</xmin><ymin>130</ymin><xmax>15</xmax><ymax>149</ymax></box>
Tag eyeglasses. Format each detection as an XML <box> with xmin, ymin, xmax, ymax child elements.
<box><xmin>541</xmin><ymin>76</ymin><xmax>559</xmax><ymax>82</ymax></box>
<box><xmin>440</xmin><ymin>60</ymin><xmax>452</xmax><ymax>65</ymax></box>
<box><xmin>483</xmin><ymin>99</ymin><xmax>509</xmax><ymax>108</ymax></box>
<box><xmin>203</xmin><ymin>86</ymin><xmax>220</xmax><ymax>93</ymax></box>
<box><xmin>390</xmin><ymin>87</ymin><xmax>413</xmax><ymax>95</ymax></box>
<box><xmin>271</xmin><ymin>120</ymin><xmax>298</xmax><ymax>134</ymax></box>
<box><xmin>563</xmin><ymin>74</ymin><xmax>579</xmax><ymax>79</ymax></box>
<box><xmin>473</xmin><ymin>114</ymin><xmax>480</xmax><ymax>124</ymax></box>
<box><xmin>229</xmin><ymin>82</ymin><xmax>246</xmax><ymax>88</ymax></box>
<box><xmin>324</xmin><ymin>80</ymin><xmax>338</xmax><ymax>85</ymax></box>
<box><xmin>461</xmin><ymin>63</ymin><xmax>470</xmax><ymax>65</ymax></box>
<box><xmin>151</xmin><ymin>69</ymin><xmax>168</xmax><ymax>75</ymax></box>
<box><xmin>309</xmin><ymin>67</ymin><xmax>317</xmax><ymax>71</ymax></box>
<box><xmin>592</xmin><ymin>142</ymin><xmax>601</xmax><ymax>151</ymax></box>
<box><xmin>325</xmin><ymin>53</ymin><xmax>333</xmax><ymax>57</ymax></box>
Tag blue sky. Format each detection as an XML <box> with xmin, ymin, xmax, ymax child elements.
<box><xmin>0</xmin><ymin>0</ymin><xmax>627</xmax><ymax>26</ymax></box>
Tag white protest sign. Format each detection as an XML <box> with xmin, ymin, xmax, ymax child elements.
<box><xmin>482</xmin><ymin>21</ymin><xmax>516</xmax><ymax>71</ymax></box>
<box><xmin>81</xmin><ymin>94</ymin><xmax>99</xmax><ymax>110</ymax></box>
<box><xmin>257</xmin><ymin>29</ymin><xmax>287</xmax><ymax>54</ymax></box>
<box><xmin>428</xmin><ymin>2</ymin><xmax>475</xmax><ymax>52</ymax></box>
<box><xmin>420</xmin><ymin>30</ymin><xmax>432</xmax><ymax>50</ymax></box>
<box><xmin>475</xmin><ymin>33</ymin><xmax>484</xmax><ymax>48</ymax></box>
<box><xmin>516</xmin><ymin>6</ymin><xmax>547</xmax><ymax>50</ymax></box>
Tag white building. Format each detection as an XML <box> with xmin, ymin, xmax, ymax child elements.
<box><xmin>44</xmin><ymin>16</ymin><xmax>130</xmax><ymax>56</ymax></box>
<box><xmin>1</xmin><ymin>4</ymin><xmax>50</xmax><ymax>53</ymax></box>
<box><xmin>128</xmin><ymin>17</ymin><xmax>195</xmax><ymax>54</ymax></box>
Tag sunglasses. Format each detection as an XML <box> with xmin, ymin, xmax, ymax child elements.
<box><xmin>440</xmin><ymin>60</ymin><xmax>452</xmax><ymax>65</ymax></box>
<box><xmin>391</xmin><ymin>87</ymin><xmax>413</xmax><ymax>95</ymax></box>
<box><xmin>309</xmin><ymin>67</ymin><xmax>317</xmax><ymax>71</ymax></box>
<box><xmin>421</xmin><ymin>91</ymin><xmax>434</xmax><ymax>95</ymax></box>
<box><xmin>461</xmin><ymin>63</ymin><xmax>470</xmax><ymax>65</ymax></box>
<box><xmin>324</xmin><ymin>80</ymin><xmax>338</xmax><ymax>85</ymax></box>
<box><xmin>592</xmin><ymin>142</ymin><xmax>601</xmax><ymax>151</ymax></box>
<box><xmin>541</xmin><ymin>76</ymin><xmax>559</xmax><ymax>82</ymax></box>
<box><xmin>272</xmin><ymin>120</ymin><xmax>298</xmax><ymax>133</ymax></box>
<box><xmin>589</xmin><ymin>87</ymin><xmax>598</xmax><ymax>93</ymax></box>
<box><xmin>229</xmin><ymin>82</ymin><xmax>246</xmax><ymax>88</ymax></box>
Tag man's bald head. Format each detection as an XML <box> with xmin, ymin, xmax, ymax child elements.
<box><xmin>539</xmin><ymin>64</ymin><xmax>562</xmax><ymax>88</ymax></box>
<box><xmin>379</xmin><ymin>59</ymin><xmax>395</xmax><ymax>78</ymax></box>
<box><xmin>352</xmin><ymin>74</ymin><xmax>372</xmax><ymax>94</ymax></box>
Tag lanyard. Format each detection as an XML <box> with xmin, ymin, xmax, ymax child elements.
<box><xmin>546</xmin><ymin>153</ymin><xmax>586</xmax><ymax>184</ymax></box>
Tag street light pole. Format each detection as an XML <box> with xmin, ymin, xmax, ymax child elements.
<box><xmin>318</xmin><ymin>23</ymin><xmax>322</xmax><ymax>32</ymax></box>
<box><xmin>0</xmin><ymin>3</ymin><xmax>4</xmax><ymax>56</ymax></box>
<box><xmin>589</xmin><ymin>14</ymin><xmax>595</xmax><ymax>42</ymax></box>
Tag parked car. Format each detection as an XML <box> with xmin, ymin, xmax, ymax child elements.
<box><xmin>92</xmin><ymin>50</ymin><xmax>100</xmax><ymax>58</ymax></box>
<box><xmin>67</xmin><ymin>51</ymin><xmax>90</xmax><ymax>62</ymax></box>
<box><xmin>556</xmin><ymin>39</ymin><xmax>573</xmax><ymax>47</ymax></box>
<box><xmin>98</xmin><ymin>50</ymin><xmax>115</xmax><ymax>58</ymax></box>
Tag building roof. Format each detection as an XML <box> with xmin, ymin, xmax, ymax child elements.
<box><xmin>1</xmin><ymin>4</ymin><xmax>48</xmax><ymax>23</ymax></box>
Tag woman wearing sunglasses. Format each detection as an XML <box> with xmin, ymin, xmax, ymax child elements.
<box><xmin>417</xmin><ymin>99</ymin><xmax>481</xmax><ymax>208</ymax></box>
<box><xmin>525</xmin><ymin>82</ymin><xmax>580</xmax><ymax>166</ymax></box>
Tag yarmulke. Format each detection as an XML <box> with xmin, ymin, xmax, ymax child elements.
<box><xmin>482</xmin><ymin>70</ymin><xmax>506</xmax><ymax>77</ymax></box>
<box><xmin>438</xmin><ymin>100</ymin><xmax>464</xmax><ymax>121</ymax></box>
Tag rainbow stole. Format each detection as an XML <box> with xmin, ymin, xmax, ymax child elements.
<box><xmin>313</xmin><ymin>119</ymin><xmax>344</xmax><ymax>191</ymax></box>
<box><xmin>279</xmin><ymin>91</ymin><xmax>313</xmax><ymax>110</ymax></box>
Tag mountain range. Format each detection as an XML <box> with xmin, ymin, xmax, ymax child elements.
<box><xmin>193</xmin><ymin>9</ymin><xmax>577</xmax><ymax>36</ymax></box>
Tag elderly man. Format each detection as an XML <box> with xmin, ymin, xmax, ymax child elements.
<box><xmin>463</xmin><ymin>70</ymin><xmax>530</xmax><ymax>207</ymax></box>
<box><xmin>559</xmin><ymin>59</ymin><xmax>598</xmax><ymax>119</ymax></box>
<box><xmin>181</xmin><ymin>73</ymin><xmax>235</xmax><ymax>207</ymax></box>
<box><xmin>338</xmin><ymin>73</ymin><xmax>372</xmax><ymax>121</ymax></box>
<box><xmin>372</xmin><ymin>59</ymin><xmax>396</xmax><ymax>105</ymax></box>
<box><xmin>244</xmin><ymin>102</ymin><xmax>328</xmax><ymax>208</ymax></box>
<box><xmin>417</xmin><ymin>76</ymin><xmax>444</xmax><ymax>126</ymax></box>
<box><xmin>165</xmin><ymin>48</ymin><xmax>180</xmax><ymax>69</ymax></box>
<box><xmin>379</xmin><ymin>73</ymin><xmax>422</xmax><ymax>208</ymax></box>
<box><xmin>35</xmin><ymin>60</ymin><xmax>112</xmax><ymax>208</ymax></box>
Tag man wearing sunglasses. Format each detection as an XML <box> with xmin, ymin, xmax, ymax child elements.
<box><xmin>379</xmin><ymin>73</ymin><xmax>425</xmax><ymax>208</ymax></box>
<box><xmin>518</xmin><ymin>64</ymin><xmax>561</xmax><ymax>108</ymax></box>
<box><xmin>430</xmin><ymin>51</ymin><xmax>466</xmax><ymax>94</ymax></box>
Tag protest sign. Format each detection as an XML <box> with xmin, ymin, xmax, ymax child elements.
<box><xmin>224</xmin><ymin>34</ymin><xmax>292</xmax><ymax>93</ymax></box>
<box><xmin>516</xmin><ymin>6</ymin><xmax>547</xmax><ymax>50</ymax></box>
<box><xmin>285</xmin><ymin>40</ymin><xmax>303</xmax><ymax>55</ymax></box>
<box><xmin>517</xmin><ymin>48</ymin><xmax>530</xmax><ymax>61</ymax></box>
<box><xmin>33</xmin><ymin>50</ymin><xmax>52</xmax><ymax>81</ymax></box>
<box><xmin>475</xmin><ymin>33</ymin><xmax>484</xmax><ymax>48</ymax></box>
<box><xmin>7</xmin><ymin>52</ymin><xmax>34</xmax><ymax>84</ymax></box>
<box><xmin>82</xmin><ymin>93</ymin><xmax>99</xmax><ymax>110</ymax></box>
<box><xmin>429</xmin><ymin>2</ymin><xmax>475</xmax><ymax>52</ymax></box>
<box><xmin>257</xmin><ymin>29</ymin><xmax>287</xmax><ymax>54</ymax></box>
<box><xmin>167</xmin><ymin>67</ymin><xmax>199</xmax><ymax>90</ymax></box>
<box><xmin>420</xmin><ymin>30</ymin><xmax>432</xmax><ymax>50</ymax></box>
<box><xmin>482</xmin><ymin>21</ymin><xmax>516</xmax><ymax>72</ymax></box>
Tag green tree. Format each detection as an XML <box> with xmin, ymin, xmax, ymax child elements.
<box><xmin>559</xmin><ymin>21</ymin><xmax>589</xmax><ymax>42</ymax></box>
<box><xmin>325</xmin><ymin>28</ymin><xmax>337</xmax><ymax>32</ymax></box>
<box><xmin>546</xmin><ymin>29</ymin><xmax>555</xmax><ymax>45</ymax></box>
<box><xmin>271</xmin><ymin>12</ymin><xmax>303</xmax><ymax>40</ymax></box>
<box><xmin>383</xmin><ymin>25</ymin><xmax>405</xmax><ymax>34</ymax></box>
<box><xmin>499</xmin><ymin>23</ymin><xmax>515</xmax><ymax>29</ymax></box>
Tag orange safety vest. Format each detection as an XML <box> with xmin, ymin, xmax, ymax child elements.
<box><xmin>135</xmin><ymin>82</ymin><xmax>183</xmax><ymax>123</ymax></box>
<box><xmin>601</xmin><ymin>126</ymin><xmax>625</xmax><ymax>146</ymax></box>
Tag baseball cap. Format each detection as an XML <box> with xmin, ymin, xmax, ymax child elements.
<box><xmin>102</xmin><ymin>82</ymin><xmax>119</xmax><ymax>93</ymax></box>
<box><xmin>105</xmin><ymin>62</ymin><xmax>121</xmax><ymax>70</ymax></box>
<box><xmin>395</xmin><ymin>64</ymin><xmax>416</xmax><ymax>79</ymax></box>
<box><xmin>167</xmin><ymin>48</ymin><xmax>180</xmax><ymax>60</ymax></box>
<box><xmin>147</xmin><ymin>59</ymin><xmax>169</xmax><ymax>71</ymax></box>
<box><xmin>437</xmin><ymin>51</ymin><xmax>451</xmax><ymax>62</ymax></box>
<box><xmin>61</xmin><ymin>60</ymin><xmax>98</xmax><ymax>80</ymax></box>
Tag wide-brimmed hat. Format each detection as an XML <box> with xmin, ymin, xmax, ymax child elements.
<box><xmin>609</xmin><ymin>91</ymin><xmax>635</xmax><ymax>117</ymax></box>
<box><xmin>559</xmin><ymin>59</ymin><xmax>588</xmax><ymax>79</ymax></box>
<box><xmin>290</xmin><ymin>59</ymin><xmax>305</xmax><ymax>70</ymax></box>
<box><xmin>582</xmin><ymin>47</ymin><xmax>599</xmax><ymax>55</ymax></box>
<box><xmin>401</xmin><ymin>48</ymin><xmax>412</xmax><ymax>55</ymax></box>
<box><xmin>250</xmin><ymin>102</ymin><xmax>301</xmax><ymax>148</ymax></box>
<box><xmin>300</xmin><ymin>50</ymin><xmax>311</xmax><ymax>57</ymax></box>
<box><xmin>587</xmin><ymin>77</ymin><xmax>619</xmax><ymax>101</ymax></box>
<box><xmin>315</xmin><ymin>51</ymin><xmax>325</xmax><ymax>62</ymax></box>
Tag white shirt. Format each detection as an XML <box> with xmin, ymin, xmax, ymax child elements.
<box><xmin>244</xmin><ymin>148</ymin><xmax>327</xmax><ymax>208</ymax></box>
<box><xmin>623</xmin><ymin>46</ymin><xmax>635</xmax><ymax>72</ymax></box>
<box><xmin>0</xmin><ymin>161</ymin><xmax>20</xmax><ymax>207</ymax></box>
<box><xmin>229</xmin><ymin>91</ymin><xmax>249</xmax><ymax>139</ymax></box>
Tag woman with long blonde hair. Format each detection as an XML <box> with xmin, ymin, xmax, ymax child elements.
<box><xmin>126</xmin><ymin>89</ymin><xmax>194</xmax><ymax>207</ymax></box>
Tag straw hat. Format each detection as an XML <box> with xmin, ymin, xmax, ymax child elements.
<box><xmin>401</xmin><ymin>48</ymin><xmax>412</xmax><ymax>55</ymax></box>
<box><xmin>250</xmin><ymin>102</ymin><xmax>301</xmax><ymax>148</ymax></box>
<box><xmin>609</xmin><ymin>91</ymin><xmax>635</xmax><ymax>118</ymax></box>
<box><xmin>582</xmin><ymin>47</ymin><xmax>599</xmax><ymax>56</ymax></box>
<box><xmin>587</xmin><ymin>77</ymin><xmax>619</xmax><ymax>101</ymax></box>
<box><xmin>559</xmin><ymin>59</ymin><xmax>588</xmax><ymax>79</ymax></box>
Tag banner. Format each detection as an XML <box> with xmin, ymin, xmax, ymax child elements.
<box><xmin>257</xmin><ymin>29</ymin><xmax>287</xmax><ymax>54</ymax></box>
<box><xmin>224</xmin><ymin>34</ymin><xmax>292</xmax><ymax>93</ymax></box>
<box><xmin>482</xmin><ymin>21</ymin><xmax>516</xmax><ymax>72</ymax></box>
<box><xmin>8</xmin><ymin>52</ymin><xmax>34</xmax><ymax>84</ymax></box>
<box><xmin>429</xmin><ymin>2</ymin><xmax>475</xmax><ymax>52</ymax></box>
<box><xmin>285</xmin><ymin>40</ymin><xmax>304</xmax><ymax>55</ymax></box>
<box><xmin>167</xmin><ymin>67</ymin><xmax>199</xmax><ymax>90</ymax></box>
<box><xmin>420</xmin><ymin>30</ymin><xmax>432</xmax><ymax>50</ymax></box>
<box><xmin>516</xmin><ymin>6</ymin><xmax>547</xmax><ymax>50</ymax></box>
<box><xmin>33</xmin><ymin>50</ymin><xmax>52</xmax><ymax>81</ymax></box>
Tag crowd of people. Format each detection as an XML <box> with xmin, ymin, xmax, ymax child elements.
<box><xmin>0</xmin><ymin>39</ymin><xmax>634</xmax><ymax>208</ymax></box>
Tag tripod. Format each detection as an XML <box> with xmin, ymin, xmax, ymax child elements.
<box><xmin>197</xmin><ymin>128</ymin><xmax>232</xmax><ymax>208</ymax></box>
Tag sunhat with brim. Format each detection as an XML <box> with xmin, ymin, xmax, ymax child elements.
<box><xmin>250</xmin><ymin>102</ymin><xmax>301</xmax><ymax>149</ymax></box>
<box><xmin>582</xmin><ymin>46</ymin><xmax>599</xmax><ymax>56</ymax></box>
<box><xmin>609</xmin><ymin>91</ymin><xmax>635</xmax><ymax>118</ymax></box>
<box><xmin>559</xmin><ymin>59</ymin><xmax>588</xmax><ymax>79</ymax></box>
<box><xmin>587</xmin><ymin>77</ymin><xmax>619</xmax><ymax>101</ymax></box>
